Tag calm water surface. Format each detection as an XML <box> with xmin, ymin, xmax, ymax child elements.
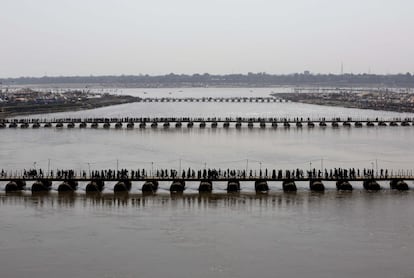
<box><xmin>1</xmin><ymin>192</ymin><xmax>414</xmax><ymax>278</ymax></box>
<box><xmin>1</xmin><ymin>88</ymin><xmax>414</xmax><ymax>277</ymax></box>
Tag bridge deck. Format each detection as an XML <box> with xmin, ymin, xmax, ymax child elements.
<box><xmin>3</xmin><ymin>117</ymin><xmax>414</xmax><ymax>123</ymax></box>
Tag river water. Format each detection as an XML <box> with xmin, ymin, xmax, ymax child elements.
<box><xmin>1</xmin><ymin>87</ymin><xmax>414</xmax><ymax>278</ymax></box>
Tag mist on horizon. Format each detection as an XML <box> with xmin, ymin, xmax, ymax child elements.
<box><xmin>1</xmin><ymin>0</ymin><xmax>413</xmax><ymax>78</ymax></box>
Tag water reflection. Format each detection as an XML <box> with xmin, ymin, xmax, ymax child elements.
<box><xmin>1</xmin><ymin>191</ymin><xmax>409</xmax><ymax>211</ymax></box>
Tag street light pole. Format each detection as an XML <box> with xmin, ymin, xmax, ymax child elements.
<box><xmin>151</xmin><ymin>162</ymin><xmax>154</xmax><ymax>177</ymax></box>
<box><xmin>371</xmin><ymin>162</ymin><xmax>374</xmax><ymax>177</ymax></box>
<box><xmin>310</xmin><ymin>161</ymin><xmax>312</xmax><ymax>178</ymax></box>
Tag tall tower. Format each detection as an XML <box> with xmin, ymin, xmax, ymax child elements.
<box><xmin>341</xmin><ymin>62</ymin><xmax>344</xmax><ymax>75</ymax></box>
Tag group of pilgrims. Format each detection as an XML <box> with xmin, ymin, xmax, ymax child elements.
<box><xmin>0</xmin><ymin>167</ymin><xmax>392</xmax><ymax>180</ymax></box>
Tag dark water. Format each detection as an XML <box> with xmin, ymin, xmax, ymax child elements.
<box><xmin>1</xmin><ymin>192</ymin><xmax>414</xmax><ymax>278</ymax></box>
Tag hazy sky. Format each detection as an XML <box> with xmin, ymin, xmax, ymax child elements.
<box><xmin>1</xmin><ymin>0</ymin><xmax>413</xmax><ymax>77</ymax></box>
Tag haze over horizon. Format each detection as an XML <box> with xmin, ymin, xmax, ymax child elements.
<box><xmin>1</xmin><ymin>0</ymin><xmax>413</xmax><ymax>78</ymax></box>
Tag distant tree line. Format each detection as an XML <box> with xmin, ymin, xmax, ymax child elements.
<box><xmin>1</xmin><ymin>72</ymin><xmax>414</xmax><ymax>87</ymax></box>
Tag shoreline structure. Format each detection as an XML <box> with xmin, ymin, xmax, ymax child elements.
<box><xmin>2</xmin><ymin>87</ymin><xmax>414</xmax><ymax>118</ymax></box>
<box><xmin>0</xmin><ymin>89</ymin><xmax>139</xmax><ymax>118</ymax></box>
<box><xmin>273</xmin><ymin>91</ymin><xmax>414</xmax><ymax>113</ymax></box>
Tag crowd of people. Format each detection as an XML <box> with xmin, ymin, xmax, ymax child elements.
<box><xmin>0</xmin><ymin>167</ymin><xmax>399</xmax><ymax>180</ymax></box>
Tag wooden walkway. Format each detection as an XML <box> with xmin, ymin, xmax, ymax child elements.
<box><xmin>136</xmin><ymin>97</ymin><xmax>283</xmax><ymax>103</ymax></box>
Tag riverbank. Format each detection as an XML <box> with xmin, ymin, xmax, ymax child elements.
<box><xmin>0</xmin><ymin>94</ymin><xmax>140</xmax><ymax>118</ymax></box>
<box><xmin>272</xmin><ymin>92</ymin><xmax>414</xmax><ymax>114</ymax></box>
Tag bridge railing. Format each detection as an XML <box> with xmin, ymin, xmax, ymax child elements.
<box><xmin>1</xmin><ymin>170</ymin><xmax>413</xmax><ymax>181</ymax></box>
<box><xmin>3</xmin><ymin>116</ymin><xmax>414</xmax><ymax>124</ymax></box>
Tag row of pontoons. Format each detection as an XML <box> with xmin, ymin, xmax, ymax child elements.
<box><xmin>3</xmin><ymin>179</ymin><xmax>410</xmax><ymax>193</ymax></box>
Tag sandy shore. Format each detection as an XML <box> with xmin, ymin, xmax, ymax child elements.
<box><xmin>0</xmin><ymin>95</ymin><xmax>140</xmax><ymax>118</ymax></box>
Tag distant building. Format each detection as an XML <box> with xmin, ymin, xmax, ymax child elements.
<box><xmin>304</xmin><ymin>71</ymin><xmax>310</xmax><ymax>76</ymax></box>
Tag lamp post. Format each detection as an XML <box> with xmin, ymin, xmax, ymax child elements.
<box><xmin>259</xmin><ymin>161</ymin><xmax>262</xmax><ymax>177</ymax></box>
<box><xmin>371</xmin><ymin>162</ymin><xmax>374</xmax><ymax>178</ymax></box>
<box><xmin>151</xmin><ymin>162</ymin><xmax>154</xmax><ymax>177</ymax></box>
<box><xmin>310</xmin><ymin>161</ymin><xmax>312</xmax><ymax>178</ymax></box>
<box><xmin>179</xmin><ymin>159</ymin><xmax>182</xmax><ymax>177</ymax></box>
